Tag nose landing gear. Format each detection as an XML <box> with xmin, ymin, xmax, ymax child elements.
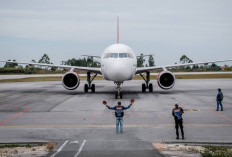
<box><xmin>84</xmin><ymin>72</ymin><xmax>97</xmax><ymax>93</ymax></box>
<box><xmin>115</xmin><ymin>82</ymin><xmax>123</xmax><ymax>99</ymax></box>
<box><xmin>140</xmin><ymin>72</ymin><xmax>153</xmax><ymax>92</ymax></box>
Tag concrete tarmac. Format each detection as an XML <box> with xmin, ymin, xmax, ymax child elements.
<box><xmin>0</xmin><ymin>79</ymin><xmax>232</xmax><ymax>156</ymax></box>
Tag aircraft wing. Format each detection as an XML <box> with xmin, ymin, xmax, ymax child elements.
<box><xmin>81</xmin><ymin>55</ymin><xmax>101</xmax><ymax>58</ymax></box>
<box><xmin>0</xmin><ymin>60</ymin><xmax>102</xmax><ymax>75</ymax></box>
<box><xmin>136</xmin><ymin>59</ymin><xmax>232</xmax><ymax>74</ymax></box>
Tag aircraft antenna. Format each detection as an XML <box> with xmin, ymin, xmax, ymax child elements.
<box><xmin>117</xmin><ymin>16</ymin><xmax>119</xmax><ymax>44</ymax></box>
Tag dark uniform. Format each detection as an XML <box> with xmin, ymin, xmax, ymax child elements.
<box><xmin>216</xmin><ymin>88</ymin><xmax>223</xmax><ymax>111</ymax></box>
<box><xmin>172</xmin><ymin>104</ymin><xmax>184</xmax><ymax>140</ymax></box>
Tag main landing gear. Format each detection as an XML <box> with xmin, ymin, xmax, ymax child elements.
<box><xmin>84</xmin><ymin>72</ymin><xmax>97</xmax><ymax>93</ymax></box>
<box><xmin>140</xmin><ymin>72</ymin><xmax>153</xmax><ymax>92</ymax></box>
<box><xmin>115</xmin><ymin>82</ymin><xmax>123</xmax><ymax>99</ymax></box>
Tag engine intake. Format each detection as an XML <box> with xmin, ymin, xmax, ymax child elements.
<box><xmin>157</xmin><ymin>71</ymin><xmax>175</xmax><ymax>89</ymax></box>
<box><xmin>62</xmin><ymin>72</ymin><xmax>80</xmax><ymax>90</ymax></box>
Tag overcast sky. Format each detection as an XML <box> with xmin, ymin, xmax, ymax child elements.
<box><xmin>0</xmin><ymin>0</ymin><xmax>232</xmax><ymax>67</ymax></box>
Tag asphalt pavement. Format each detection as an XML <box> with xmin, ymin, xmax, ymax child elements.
<box><xmin>0</xmin><ymin>79</ymin><xmax>232</xmax><ymax>156</ymax></box>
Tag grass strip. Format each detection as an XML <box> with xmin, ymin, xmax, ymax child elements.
<box><xmin>175</xmin><ymin>74</ymin><xmax>232</xmax><ymax>79</ymax></box>
<box><xmin>201</xmin><ymin>145</ymin><xmax>232</xmax><ymax>157</ymax></box>
<box><xmin>0</xmin><ymin>76</ymin><xmax>104</xmax><ymax>83</ymax></box>
<box><xmin>0</xmin><ymin>143</ymin><xmax>44</xmax><ymax>148</ymax></box>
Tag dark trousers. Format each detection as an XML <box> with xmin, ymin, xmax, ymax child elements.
<box><xmin>217</xmin><ymin>101</ymin><xmax>223</xmax><ymax>111</ymax></box>
<box><xmin>175</xmin><ymin>119</ymin><xmax>184</xmax><ymax>137</ymax></box>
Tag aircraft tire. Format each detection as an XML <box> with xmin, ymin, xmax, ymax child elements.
<box><xmin>84</xmin><ymin>84</ymin><xmax>88</xmax><ymax>93</ymax></box>
<box><xmin>142</xmin><ymin>83</ymin><xmax>146</xmax><ymax>92</ymax></box>
<box><xmin>115</xmin><ymin>93</ymin><xmax>122</xmax><ymax>99</ymax></box>
<box><xmin>149</xmin><ymin>83</ymin><xmax>153</xmax><ymax>92</ymax></box>
<box><xmin>91</xmin><ymin>84</ymin><xmax>95</xmax><ymax>92</ymax></box>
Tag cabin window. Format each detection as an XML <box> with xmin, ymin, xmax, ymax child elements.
<box><xmin>119</xmin><ymin>53</ymin><xmax>127</xmax><ymax>58</ymax></box>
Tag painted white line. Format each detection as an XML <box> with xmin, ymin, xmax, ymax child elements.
<box><xmin>74</xmin><ymin>140</ymin><xmax>87</xmax><ymax>157</ymax></box>
<box><xmin>70</xmin><ymin>141</ymin><xmax>79</xmax><ymax>144</ymax></box>
<box><xmin>51</xmin><ymin>140</ymin><xmax>69</xmax><ymax>157</ymax></box>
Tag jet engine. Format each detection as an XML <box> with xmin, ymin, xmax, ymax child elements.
<box><xmin>157</xmin><ymin>71</ymin><xmax>175</xmax><ymax>89</ymax></box>
<box><xmin>62</xmin><ymin>72</ymin><xmax>80</xmax><ymax>90</ymax></box>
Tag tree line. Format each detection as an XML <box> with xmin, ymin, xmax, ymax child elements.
<box><xmin>137</xmin><ymin>54</ymin><xmax>155</xmax><ymax>67</ymax></box>
<box><xmin>1</xmin><ymin>53</ymin><xmax>231</xmax><ymax>74</ymax></box>
<box><xmin>136</xmin><ymin>53</ymin><xmax>231</xmax><ymax>71</ymax></box>
<box><xmin>1</xmin><ymin>54</ymin><xmax>101</xmax><ymax>74</ymax></box>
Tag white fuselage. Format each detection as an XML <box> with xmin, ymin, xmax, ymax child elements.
<box><xmin>101</xmin><ymin>43</ymin><xmax>137</xmax><ymax>82</ymax></box>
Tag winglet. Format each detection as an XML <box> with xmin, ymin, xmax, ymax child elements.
<box><xmin>117</xmin><ymin>16</ymin><xmax>119</xmax><ymax>44</ymax></box>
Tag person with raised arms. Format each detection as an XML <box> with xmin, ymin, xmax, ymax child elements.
<box><xmin>103</xmin><ymin>99</ymin><xmax>134</xmax><ymax>133</ymax></box>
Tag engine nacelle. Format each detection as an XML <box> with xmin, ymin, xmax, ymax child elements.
<box><xmin>62</xmin><ymin>72</ymin><xmax>80</xmax><ymax>90</ymax></box>
<box><xmin>157</xmin><ymin>71</ymin><xmax>175</xmax><ymax>90</ymax></box>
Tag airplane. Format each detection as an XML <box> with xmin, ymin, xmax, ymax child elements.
<box><xmin>1</xmin><ymin>17</ymin><xmax>232</xmax><ymax>99</ymax></box>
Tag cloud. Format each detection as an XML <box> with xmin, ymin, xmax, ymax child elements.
<box><xmin>0</xmin><ymin>0</ymin><xmax>232</xmax><ymax>65</ymax></box>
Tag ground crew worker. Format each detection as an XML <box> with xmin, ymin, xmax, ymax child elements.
<box><xmin>103</xmin><ymin>99</ymin><xmax>134</xmax><ymax>133</ymax></box>
<box><xmin>172</xmin><ymin>102</ymin><xmax>184</xmax><ymax>140</ymax></box>
<box><xmin>216</xmin><ymin>88</ymin><xmax>223</xmax><ymax>111</ymax></box>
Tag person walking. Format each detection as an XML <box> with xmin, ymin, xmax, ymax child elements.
<box><xmin>172</xmin><ymin>102</ymin><xmax>185</xmax><ymax>140</ymax></box>
<box><xmin>216</xmin><ymin>88</ymin><xmax>224</xmax><ymax>111</ymax></box>
<box><xmin>103</xmin><ymin>99</ymin><xmax>134</xmax><ymax>133</ymax></box>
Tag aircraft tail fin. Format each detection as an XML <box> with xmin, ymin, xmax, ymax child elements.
<box><xmin>117</xmin><ymin>16</ymin><xmax>119</xmax><ymax>44</ymax></box>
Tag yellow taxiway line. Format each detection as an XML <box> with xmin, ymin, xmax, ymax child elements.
<box><xmin>0</xmin><ymin>123</ymin><xmax>232</xmax><ymax>128</ymax></box>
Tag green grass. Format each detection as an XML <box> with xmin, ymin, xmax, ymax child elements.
<box><xmin>0</xmin><ymin>144</ymin><xmax>32</xmax><ymax>148</ymax></box>
<box><xmin>0</xmin><ymin>76</ymin><xmax>104</xmax><ymax>83</ymax></box>
<box><xmin>175</xmin><ymin>74</ymin><xmax>232</xmax><ymax>79</ymax></box>
<box><xmin>0</xmin><ymin>77</ymin><xmax>63</xmax><ymax>83</ymax></box>
<box><xmin>0</xmin><ymin>74</ymin><xmax>232</xmax><ymax>83</ymax></box>
<box><xmin>201</xmin><ymin>145</ymin><xmax>232</xmax><ymax>157</ymax></box>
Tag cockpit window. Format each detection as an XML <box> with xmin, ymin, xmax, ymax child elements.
<box><xmin>127</xmin><ymin>53</ymin><xmax>134</xmax><ymax>58</ymax></box>
<box><xmin>119</xmin><ymin>53</ymin><xmax>127</xmax><ymax>58</ymax></box>
<box><xmin>104</xmin><ymin>53</ymin><xmax>110</xmax><ymax>58</ymax></box>
<box><xmin>110</xmin><ymin>53</ymin><xmax>118</xmax><ymax>58</ymax></box>
<box><xmin>106</xmin><ymin>53</ymin><xmax>132</xmax><ymax>58</ymax></box>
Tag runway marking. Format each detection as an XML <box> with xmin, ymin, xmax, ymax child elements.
<box><xmin>74</xmin><ymin>140</ymin><xmax>86</xmax><ymax>157</ymax></box>
<box><xmin>51</xmin><ymin>140</ymin><xmax>69</xmax><ymax>157</ymax></box>
<box><xmin>0</xmin><ymin>123</ymin><xmax>232</xmax><ymax>128</ymax></box>
<box><xmin>69</xmin><ymin>141</ymin><xmax>79</xmax><ymax>144</ymax></box>
<box><xmin>209</xmin><ymin>107</ymin><xmax>232</xmax><ymax>123</ymax></box>
<box><xmin>0</xmin><ymin>107</ymin><xmax>31</xmax><ymax>126</ymax></box>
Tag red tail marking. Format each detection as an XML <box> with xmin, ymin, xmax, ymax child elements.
<box><xmin>117</xmin><ymin>16</ymin><xmax>119</xmax><ymax>44</ymax></box>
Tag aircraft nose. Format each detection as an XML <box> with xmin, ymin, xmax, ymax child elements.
<box><xmin>109</xmin><ymin>61</ymin><xmax>132</xmax><ymax>81</ymax></box>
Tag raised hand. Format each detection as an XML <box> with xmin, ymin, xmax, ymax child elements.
<box><xmin>103</xmin><ymin>101</ymin><xmax>107</xmax><ymax>105</ymax></box>
<box><xmin>130</xmin><ymin>99</ymin><xmax>135</xmax><ymax>104</ymax></box>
